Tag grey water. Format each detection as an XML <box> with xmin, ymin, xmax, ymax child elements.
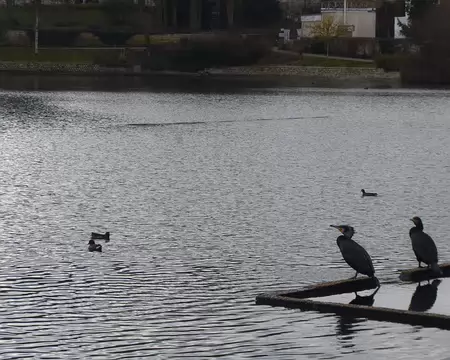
<box><xmin>1</xmin><ymin>75</ymin><xmax>450</xmax><ymax>359</ymax></box>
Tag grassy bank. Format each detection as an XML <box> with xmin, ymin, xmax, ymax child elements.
<box><xmin>0</xmin><ymin>47</ymin><xmax>122</xmax><ymax>63</ymax></box>
<box><xmin>293</xmin><ymin>55</ymin><xmax>375</xmax><ymax>68</ymax></box>
<box><xmin>0</xmin><ymin>47</ymin><xmax>377</xmax><ymax>71</ymax></box>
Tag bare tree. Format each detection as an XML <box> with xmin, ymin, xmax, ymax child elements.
<box><xmin>402</xmin><ymin>1</ymin><xmax>450</xmax><ymax>84</ymax></box>
<box><xmin>399</xmin><ymin>0</ymin><xmax>438</xmax><ymax>37</ymax></box>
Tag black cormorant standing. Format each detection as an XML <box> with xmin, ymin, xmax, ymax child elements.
<box><xmin>330</xmin><ymin>225</ymin><xmax>377</xmax><ymax>281</ymax></box>
<box><xmin>409</xmin><ymin>216</ymin><xmax>442</xmax><ymax>275</ymax></box>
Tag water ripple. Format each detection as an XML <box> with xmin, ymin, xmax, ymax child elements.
<box><xmin>0</xmin><ymin>88</ymin><xmax>449</xmax><ymax>359</ymax></box>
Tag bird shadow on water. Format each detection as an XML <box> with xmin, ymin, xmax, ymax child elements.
<box><xmin>336</xmin><ymin>286</ymin><xmax>381</xmax><ymax>347</ymax></box>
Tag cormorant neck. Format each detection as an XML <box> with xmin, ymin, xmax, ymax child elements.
<box><xmin>339</xmin><ymin>233</ymin><xmax>353</xmax><ymax>240</ymax></box>
<box><xmin>415</xmin><ymin>222</ymin><xmax>424</xmax><ymax>231</ymax></box>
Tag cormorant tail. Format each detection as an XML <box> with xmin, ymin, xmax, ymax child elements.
<box><xmin>430</xmin><ymin>263</ymin><xmax>443</xmax><ymax>276</ymax></box>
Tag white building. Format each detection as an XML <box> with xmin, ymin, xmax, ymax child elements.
<box><xmin>300</xmin><ymin>14</ymin><xmax>322</xmax><ymax>37</ymax></box>
<box><xmin>301</xmin><ymin>1</ymin><xmax>377</xmax><ymax>38</ymax></box>
<box><xmin>322</xmin><ymin>6</ymin><xmax>376</xmax><ymax>37</ymax></box>
<box><xmin>300</xmin><ymin>0</ymin><xmax>405</xmax><ymax>38</ymax></box>
<box><xmin>395</xmin><ymin>16</ymin><xmax>407</xmax><ymax>38</ymax></box>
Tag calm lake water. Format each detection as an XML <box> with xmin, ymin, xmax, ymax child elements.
<box><xmin>1</xmin><ymin>75</ymin><xmax>450</xmax><ymax>359</ymax></box>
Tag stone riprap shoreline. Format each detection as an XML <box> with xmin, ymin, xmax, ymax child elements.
<box><xmin>0</xmin><ymin>61</ymin><xmax>127</xmax><ymax>74</ymax></box>
<box><xmin>0</xmin><ymin>61</ymin><xmax>401</xmax><ymax>88</ymax></box>
<box><xmin>206</xmin><ymin>65</ymin><xmax>400</xmax><ymax>88</ymax></box>
<box><xmin>207</xmin><ymin>65</ymin><xmax>399</xmax><ymax>80</ymax></box>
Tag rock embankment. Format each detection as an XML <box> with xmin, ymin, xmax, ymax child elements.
<box><xmin>0</xmin><ymin>61</ymin><xmax>400</xmax><ymax>88</ymax></box>
<box><xmin>207</xmin><ymin>65</ymin><xmax>399</xmax><ymax>80</ymax></box>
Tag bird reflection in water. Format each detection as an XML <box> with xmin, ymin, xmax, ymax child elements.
<box><xmin>337</xmin><ymin>286</ymin><xmax>381</xmax><ymax>346</ymax></box>
<box><xmin>348</xmin><ymin>286</ymin><xmax>381</xmax><ymax>306</ymax></box>
<box><xmin>408</xmin><ymin>279</ymin><xmax>441</xmax><ymax>312</ymax></box>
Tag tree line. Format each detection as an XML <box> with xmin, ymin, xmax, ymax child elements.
<box><xmin>400</xmin><ymin>0</ymin><xmax>450</xmax><ymax>85</ymax></box>
<box><xmin>22</xmin><ymin>0</ymin><xmax>283</xmax><ymax>29</ymax></box>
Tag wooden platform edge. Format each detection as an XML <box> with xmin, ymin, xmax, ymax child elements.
<box><xmin>283</xmin><ymin>277</ymin><xmax>379</xmax><ymax>298</ymax></box>
<box><xmin>255</xmin><ymin>293</ymin><xmax>450</xmax><ymax>330</ymax></box>
<box><xmin>399</xmin><ymin>262</ymin><xmax>450</xmax><ymax>282</ymax></box>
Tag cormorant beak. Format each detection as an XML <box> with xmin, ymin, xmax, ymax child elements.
<box><xmin>410</xmin><ymin>218</ymin><xmax>415</xmax><ymax>223</ymax></box>
<box><xmin>330</xmin><ymin>225</ymin><xmax>343</xmax><ymax>233</ymax></box>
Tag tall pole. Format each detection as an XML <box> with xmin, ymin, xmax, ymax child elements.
<box><xmin>34</xmin><ymin>0</ymin><xmax>39</xmax><ymax>55</ymax></box>
<box><xmin>343</xmin><ymin>0</ymin><xmax>347</xmax><ymax>24</ymax></box>
<box><xmin>139</xmin><ymin>0</ymin><xmax>150</xmax><ymax>57</ymax></box>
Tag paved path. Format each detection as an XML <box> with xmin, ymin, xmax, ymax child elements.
<box><xmin>303</xmin><ymin>53</ymin><xmax>373</xmax><ymax>62</ymax></box>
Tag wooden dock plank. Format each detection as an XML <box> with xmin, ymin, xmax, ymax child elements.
<box><xmin>255</xmin><ymin>292</ymin><xmax>450</xmax><ymax>330</ymax></box>
<box><xmin>282</xmin><ymin>277</ymin><xmax>379</xmax><ymax>298</ymax></box>
<box><xmin>399</xmin><ymin>263</ymin><xmax>450</xmax><ymax>282</ymax></box>
<box><xmin>255</xmin><ymin>275</ymin><xmax>450</xmax><ymax>331</ymax></box>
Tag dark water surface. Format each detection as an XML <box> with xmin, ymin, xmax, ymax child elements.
<box><xmin>1</xmin><ymin>76</ymin><xmax>450</xmax><ymax>359</ymax></box>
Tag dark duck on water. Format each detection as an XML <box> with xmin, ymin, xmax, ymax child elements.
<box><xmin>330</xmin><ymin>225</ymin><xmax>378</xmax><ymax>284</ymax></box>
<box><xmin>409</xmin><ymin>216</ymin><xmax>442</xmax><ymax>275</ymax></box>
<box><xmin>88</xmin><ymin>239</ymin><xmax>102</xmax><ymax>252</ymax></box>
<box><xmin>361</xmin><ymin>189</ymin><xmax>378</xmax><ymax>197</ymax></box>
<box><xmin>91</xmin><ymin>232</ymin><xmax>110</xmax><ymax>242</ymax></box>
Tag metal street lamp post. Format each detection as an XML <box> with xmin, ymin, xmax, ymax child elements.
<box><xmin>343</xmin><ymin>0</ymin><xmax>347</xmax><ymax>24</ymax></box>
